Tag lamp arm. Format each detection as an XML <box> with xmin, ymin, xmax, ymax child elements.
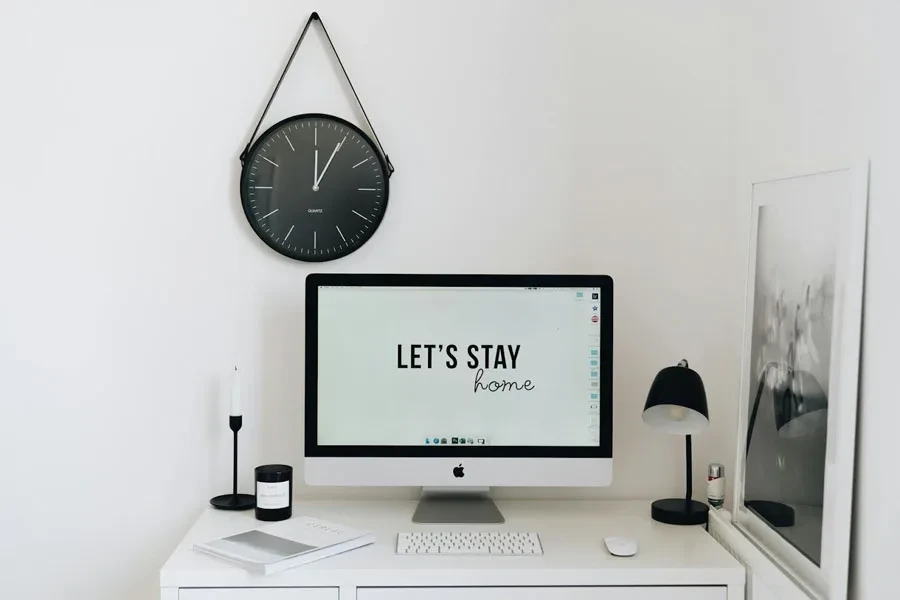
<box><xmin>746</xmin><ymin>362</ymin><xmax>780</xmax><ymax>454</ymax></box>
<box><xmin>685</xmin><ymin>434</ymin><xmax>692</xmax><ymax>501</ymax></box>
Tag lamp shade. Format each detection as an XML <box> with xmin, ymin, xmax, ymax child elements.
<box><xmin>774</xmin><ymin>368</ymin><xmax>828</xmax><ymax>438</ymax></box>
<box><xmin>642</xmin><ymin>360</ymin><xmax>709</xmax><ymax>435</ymax></box>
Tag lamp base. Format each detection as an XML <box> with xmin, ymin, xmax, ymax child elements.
<box><xmin>210</xmin><ymin>493</ymin><xmax>256</xmax><ymax>511</ymax></box>
<box><xmin>746</xmin><ymin>500</ymin><xmax>795</xmax><ymax>527</ymax></box>
<box><xmin>651</xmin><ymin>498</ymin><xmax>709</xmax><ymax>525</ymax></box>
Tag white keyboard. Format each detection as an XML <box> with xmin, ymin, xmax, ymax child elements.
<box><xmin>396</xmin><ymin>531</ymin><xmax>543</xmax><ymax>555</ymax></box>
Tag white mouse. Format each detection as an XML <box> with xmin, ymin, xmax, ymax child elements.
<box><xmin>604</xmin><ymin>536</ymin><xmax>638</xmax><ymax>557</ymax></box>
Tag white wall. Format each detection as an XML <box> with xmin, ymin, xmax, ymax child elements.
<box><xmin>0</xmin><ymin>1</ymin><xmax>740</xmax><ymax>599</ymax></box>
<box><xmin>731</xmin><ymin>0</ymin><xmax>900</xmax><ymax>597</ymax></box>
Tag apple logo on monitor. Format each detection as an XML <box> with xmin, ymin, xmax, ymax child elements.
<box><xmin>453</xmin><ymin>464</ymin><xmax>465</xmax><ymax>478</ymax></box>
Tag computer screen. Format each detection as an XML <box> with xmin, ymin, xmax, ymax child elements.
<box><xmin>315</xmin><ymin>285</ymin><xmax>604</xmax><ymax>448</ymax></box>
<box><xmin>305</xmin><ymin>274</ymin><xmax>613</xmax><ymax>469</ymax></box>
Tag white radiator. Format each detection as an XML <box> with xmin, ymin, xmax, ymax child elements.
<box><xmin>707</xmin><ymin>508</ymin><xmax>811</xmax><ymax>600</ymax></box>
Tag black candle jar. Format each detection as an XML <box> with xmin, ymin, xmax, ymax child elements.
<box><xmin>254</xmin><ymin>464</ymin><xmax>293</xmax><ymax>521</ymax></box>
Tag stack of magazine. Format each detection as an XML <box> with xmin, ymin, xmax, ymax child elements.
<box><xmin>194</xmin><ymin>515</ymin><xmax>375</xmax><ymax>575</ymax></box>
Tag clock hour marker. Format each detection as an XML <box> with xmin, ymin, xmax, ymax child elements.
<box><xmin>284</xmin><ymin>134</ymin><xmax>295</xmax><ymax>152</ymax></box>
<box><xmin>262</xmin><ymin>156</ymin><xmax>279</xmax><ymax>167</ymax></box>
<box><xmin>284</xmin><ymin>224</ymin><xmax>294</xmax><ymax>241</ymax></box>
<box><xmin>336</xmin><ymin>225</ymin><xmax>346</xmax><ymax>242</ymax></box>
<box><xmin>358</xmin><ymin>188</ymin><xmax>376</xmax><ymax>191</ymax></box>
<box><xmin>253</xmin><ymin>186</ymin><xmax>273</xmax><ymax>189</ymax></box>
<box><xmin>314</xmin><ymin>231</ymin><xmax>317</xmax><ymax>250</ymax></box>
<box><xmin>352</xmin><ymin>210</ymin><xmax>371</xmax><ymax>223</ymax></box>
<box><xmin>314</xmin><ymin>127</ymin><xmax>317</xmax><ymax>147</ymax></box>
<box><xmin>261</xmin><ymin>209</ymin><xmax>279</xmax><ymax>219</ymax></box>
<box><xmin>351</xmin><ymin>158</ymin><xmax>369</xmax><ymax>169</ymax></box>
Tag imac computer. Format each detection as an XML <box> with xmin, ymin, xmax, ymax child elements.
<box><xmin>304</xmin><ymin>274</ymin><xmax>613</xmax><ymax>523</ymax></box>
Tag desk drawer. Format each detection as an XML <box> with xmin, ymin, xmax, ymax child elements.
<box><xmin>180</xmin><ymin>589</ymin><xmax>338</xmax><ymax>600</ymax></box>
<box><xmin>358</xmin><ymin>588</ymin><xmax>726</xmax><ymax>600</ymax></box>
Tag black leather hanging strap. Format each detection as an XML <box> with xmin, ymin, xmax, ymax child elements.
<box><xmin>239</xmin><ymin>12</ymin><xmax>394</xmax><ymax>177</ymax></box>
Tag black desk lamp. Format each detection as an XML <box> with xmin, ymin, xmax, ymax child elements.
<box><xmin>745</xmin><ymin>361</ymin><xmax>827</xmax><ymax>527</ymax></box>
<box><xmin>642</xmin><ymin>359</ymin><xmax>710</xmax><ymax>525</ymax></box>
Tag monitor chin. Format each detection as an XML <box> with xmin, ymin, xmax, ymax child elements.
<box><xmin>303</xmin><ymin>456</ymin><xmax>613</xmax><ymax>487</ymax></box>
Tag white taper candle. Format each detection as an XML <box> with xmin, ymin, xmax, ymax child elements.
<box><xmin>230</xmin><ymin>366</ymin><xmax>241</xmax><ymax>416</ymax></box>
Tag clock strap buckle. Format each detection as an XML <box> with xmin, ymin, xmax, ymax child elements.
<box><xmin>240</xmin><ymin>11</ymin><xmax>395</xmax><ymax>178</ymax></box>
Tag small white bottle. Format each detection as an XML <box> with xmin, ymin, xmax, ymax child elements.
<box><xmin>707</xmin><ymin>463</ymin><xmax>725</xmax><ymax>508</ymax></box>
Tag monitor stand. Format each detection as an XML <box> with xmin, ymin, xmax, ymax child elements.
<box><xmin>412</xmin><ymin>487</ymin><xmax>505</xmax><ymax>524</ymax></box>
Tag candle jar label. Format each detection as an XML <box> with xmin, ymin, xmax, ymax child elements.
<box><xmin>257</xmin><ymin>481</ymin><xmax>289</xmax><ymax>510</ymax></box>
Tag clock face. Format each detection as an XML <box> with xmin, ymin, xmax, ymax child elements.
<box><xmin>240</xmin><ymin>114</ymin><xmax>389</xmax><ymax>262</ymax></box>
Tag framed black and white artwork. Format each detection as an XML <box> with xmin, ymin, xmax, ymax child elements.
<box><xmin>733</xmin><ymin>163</ymin><xmax>868</xmax><ymax>600</ymax></box>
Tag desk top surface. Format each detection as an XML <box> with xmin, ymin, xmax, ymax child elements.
<box><xmin>160</xmin><ymin>500</ymin><xmax>744</xmax><ymax>588</ymax></box>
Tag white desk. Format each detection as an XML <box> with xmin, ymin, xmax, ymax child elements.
<box><xmin>160</xmin><ymin>500</ymin><xmax>745</xmax><ymax>600</ymax></box>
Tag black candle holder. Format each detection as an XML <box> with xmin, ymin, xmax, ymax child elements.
<box><xmin>210</xmin><ymin>415</ymin><xmax>256</xmax><ymax>510</ymax></box>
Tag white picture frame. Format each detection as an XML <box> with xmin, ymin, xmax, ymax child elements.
<box><xmin>731</xmin><ymin>163</ymin><xmax>869</xmax><ymax>600</ymax></box>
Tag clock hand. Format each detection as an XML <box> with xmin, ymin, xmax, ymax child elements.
<box><xmin>314</xmin><ymin>136</ymin><xmax>346</xmax><ymax>188</ymax></box>
<box><xmin>313</xmin><ymin>148</ymin><xmax>319</xmax><ymax>191</ymax></box>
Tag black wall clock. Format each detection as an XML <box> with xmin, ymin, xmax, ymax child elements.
<box><xmin>240</xmin><ymin>114</ymin><xmax>389</xmax><ymax>261</ymax></box>
<box><xmin>238</xmin><ymin>13</ymin><xmax>394</xmax><ymax>262</ymax></box>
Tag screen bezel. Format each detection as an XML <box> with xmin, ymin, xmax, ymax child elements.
<box><xmin>305</xmin><ymin>273</ymin><xmax>613</xmax><ymax>459</ymax></box>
